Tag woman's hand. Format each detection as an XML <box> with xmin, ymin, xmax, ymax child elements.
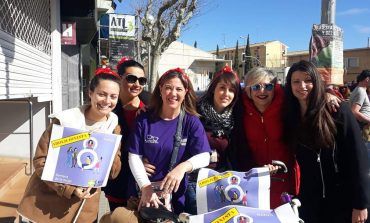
<box><xmin>73</xmin><ymin>187</ymin><xmax>97</xmax><ymax>199</ymax></box>
<box><xmin>138</xmin><ymin>184</ymin><xmax>163</xmax><ymax>210</ymax></box>
<box><xmin>326</xmin><ymin>92</ymin><xmax>341</xmax><ymax>112</ymax></box>
<box><xmin>161</xmin><ymin>162</ymin><xmax>191</xmax><ymax>194</ymax></box>
<box><xmin>143</xmin><ymin>158</ymin><xmax>156</xmax><ymax>177</ymax></box>
<box><xmin>264</xmin><ymin>164</ymin><xmax>280</xmax><ymax>175</ymax></box>
<box><xmin>352</xmin><ymin>208</ymin><xmax>367</xmax><ymax>223</ymax></box>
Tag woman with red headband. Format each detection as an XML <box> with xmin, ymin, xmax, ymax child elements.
<box><xmin>127</xmin><ymin>68</ymin><xmax>211</xmax><ymax>214</ymax></box>
<box><xmin>103</xmin><ymin>57</ymin><xmax>149</xmax><ymax>211</ymax></box>
<box><xmin>184</xmin><ymin>65</ymin><xmax>241</xmax><ymax>214</ymax></box>
<box><xmin>17</xmin><ymin>68</ymin><xmax>122</xmax><ymax>222</ymax></box>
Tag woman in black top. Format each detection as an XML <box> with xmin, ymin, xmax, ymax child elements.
<box><xmin>282</xmin><ymin>60</ymin><xmax>369</xmax><ymax>223</ymax></box>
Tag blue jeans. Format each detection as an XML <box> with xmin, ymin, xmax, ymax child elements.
<box><xmin>184</xmin><ymin>180</ymin><xmax>197</xmax><ymax>215</ymax></box>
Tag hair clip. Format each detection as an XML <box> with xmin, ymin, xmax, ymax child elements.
<box><xmin>116</xmin><ymin>56</ymin><xmax>132</xmax><ymax>70</ymax></box>
<box><xmin>95</xmin><ymin>68</ymin><xmax>120</xmax><ymax>78</ymax></box>
<box><xmin>163</xmin><ymin>67</ymin><xmax>190</xmax><ymax>82</ymax></box>
<box><xmin>214</xmin><ymin>65</ymin><xmax>239</xmax><ymax>83</ymax></box>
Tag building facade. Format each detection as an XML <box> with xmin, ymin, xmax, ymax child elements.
<box><xmin>210</xmin><ymin>40</ymin><xmax>288</xmax><ymax>76</ymax></box>
<box><xmin>0</xmin><ymin>0</ymin><xmax>114</xmax><ymax>162</ymax></box>
<box><xmin>159</xmin><ymin>41</ymin><xmax>231</xmax><ymax>91</ymax></box>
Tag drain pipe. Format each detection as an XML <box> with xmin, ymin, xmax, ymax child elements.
<box><xmin>28</xmin><ymin>97</ymin><xmax>33</xmax><ymax>175</ymax></box>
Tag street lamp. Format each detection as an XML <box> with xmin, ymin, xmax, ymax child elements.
<box><xmin>141</xmin><ymin>14</ymin><xmax>155</xmax><ymax>90</ymax></box>
<box><xmin>239</xmin><ymin>36</ymin><xmax>248</xmax><ymax>46</ymax></box>
<box><xmin>243</xmin><ymin>55</ymin><xmax>262</xmax><ymax>67</ymax></box>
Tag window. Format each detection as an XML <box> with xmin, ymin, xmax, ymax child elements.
<box><xmin>344</xmin><ymin>57</ymin><xmax>359</xmax><ymax>68</ymax></box>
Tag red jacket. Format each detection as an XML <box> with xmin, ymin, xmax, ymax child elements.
<box><xmin>241</xmin><ymin>85</ymin><xmax>300</xmax><ymax>208</ymax></box>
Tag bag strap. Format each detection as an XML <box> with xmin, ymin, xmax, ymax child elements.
<box><xmin>168</xmin><ymin>109</ymin><xmax>185</xmax><ymax>171</ymax></box>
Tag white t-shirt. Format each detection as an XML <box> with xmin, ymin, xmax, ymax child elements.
<box><xmin>349</xmin><ymin>86</ymin><xmax>370</xmax><ymax>120</ymax></box>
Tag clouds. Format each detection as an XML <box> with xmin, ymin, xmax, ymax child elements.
<box><xmin>338</xmin><ymin>8</ymin><xmax>369</xmax><ymax>16</ymax></box>
<box><xmin>354</xmin><ymin>25</ymin><xmax>370</xmax><ymax>34</ymax></box>
<box><xmin>338</xmin><ymin>8</ymin><xmax>370</xmax><ymax>34</ymax></box>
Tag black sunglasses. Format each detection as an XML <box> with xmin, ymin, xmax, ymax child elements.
<box><xmin>125</xmin><ymin>74</ymin><xmax>147</xmax><ymax>86</ymax></box>
<box><xmin>249</xmin><ymin>83</ymin><xmax>274</xmax><ymax>91</ymax></box>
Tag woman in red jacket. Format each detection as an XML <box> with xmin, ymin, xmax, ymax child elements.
<box><xmin>235</xmin><ymin>67</ymin><xmax>300</xmax><ymax>208</ymax></box>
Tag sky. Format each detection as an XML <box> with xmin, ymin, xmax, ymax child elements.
<box><xmin>115</xmin><ymin>0</ymin><xmax>370</xmax><ymax>52</ymax></box>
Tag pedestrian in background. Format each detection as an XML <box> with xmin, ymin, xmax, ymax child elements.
<box><xmin>339</xmin><ymin>85</ymin><xmax>351</xmax><ymax>100</ymax></box>
<box><xmin>283</xmin><ymin>60</ymin><xmax>369</xmax><ymax>223</ymax></box>
<box><xmin>17</xmin><ymin>68</ymin><xmax>122</xmax><ymax>223</ymax></box>
<box><xmin>349</xmin><ymin>69</ymin><xmax>370</xmax><ymax>141</ymax></box>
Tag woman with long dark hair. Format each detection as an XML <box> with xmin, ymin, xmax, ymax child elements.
<box><xmin>184</xmin><ymin>65</ymin><xmax>241</xmax><ymax>214</ymax></box>
<box><xmin>283</xmin><ymin>60</ymin><xmax>369</xmax><ymax>223</ymax></box>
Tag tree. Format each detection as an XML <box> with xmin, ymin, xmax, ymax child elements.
<box><xmin>194</xmin><ymin>41</ymin><xmax>197</xmax><ymax>48</ymax></box>
<box><xmin>244</xmin><ymin>34</ymin><xmax>253</xmax><ymax>75</ymax></box>
<box><xmin>215</xmin><ymin>44</ymin><xmax>221</xmax><ymax>73</ymax></box>
<box><xmin>137</xmin><ymin>0</ymin><xmax>199</xmax><ymax>91</ymax></box>
<box><xmin>232</xmin><ymin>40</ymin><xmax>240</xmax><ymax>76</ymax></box>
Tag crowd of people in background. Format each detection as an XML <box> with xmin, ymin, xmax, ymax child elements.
<box><xmin>16</xmin><ymin>58</ymin><xmax>369</xmax><ymax>223</ymax></box>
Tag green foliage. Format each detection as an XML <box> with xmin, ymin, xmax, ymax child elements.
<box><xmin>244</xmin><ymin>35</ymin><xmax>253</xmax><ymax>75</ymax></box>
<box><xmin>233</xmin><ymin>40</ymin><xmax>240</xmax><ymax>74</ymax></box>
<box><xmin>215</xmin><ymin>44</ymin><xmax>221</xmax><ymax>73</ymax></box>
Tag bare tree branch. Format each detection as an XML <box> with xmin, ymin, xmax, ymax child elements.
<box><xmin>164</xmin><ymin>0</ymin><xmax>197</xmax><ymax>48</ymax></box>
<box><xmin>131</xmin><ymin>0</ymin><xmax>201</xmax><ymax>91</ymax></box>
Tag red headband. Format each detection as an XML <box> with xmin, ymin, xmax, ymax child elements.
<box><xmin>214</xmin><ymin>65</ymin><xmax>240</xmax><ymax>83</ymax></box>
<box><xmin>95</xmin><ymin>68</ymin><xmax>120</xmax><ymax>78</ymax></box>
<box><xmin>163</xmin><ymin>67</ymin><xmax>190</xmax><ymax>83</ymax></box>
<box><xmin>116</xmin><ymin>56</ymin><xmax>132</xmax><ymax>70</ymax></box>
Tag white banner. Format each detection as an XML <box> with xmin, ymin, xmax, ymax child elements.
<box><xmin>189</xmin><ymin>204</ymin><xmax>300</xmax><ymax>223</ymax></box>
<box><xmin>109</xmin><ymin>14</ymin><xmax>135</xmax><ymax>38</ymax></box>
<box><xmin>196</xmin><ymin>167</ymin><xmax>271</xmax><ymax>214</ymax></box>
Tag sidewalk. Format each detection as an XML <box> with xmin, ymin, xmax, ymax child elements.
<box><xmin>0</xmin><ymin>156</ymin><xmax>110</xmax><ymax>223</ymax></box>
<box><xmin>0</xmin><ymin>157</ymin><xmax>29</xmax><ymax>223</ymax></box>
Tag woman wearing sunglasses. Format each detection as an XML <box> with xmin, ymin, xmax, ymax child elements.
<box><xmin>103</xmin><ymin>57</ymin><xmax>149</xmax><ymax>211</ymax></box>
<box><xmin>233</xmin><ymin>67</ymin><xmax>300</xmax><ymax>208</ymax></box>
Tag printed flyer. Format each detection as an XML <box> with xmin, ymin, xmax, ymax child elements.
<box><xmin>189</xmin><ymin>204</ymin><xmax>299</xmax><ymax>223</ymax></box>
<box><xmin>41</xmin><ymin>124</ymin><xmax>121</xmax><ymax>188</ymax></box>
<box><xmin>196</xmin><ymin>168</ymin><xmax>271</xmax><ymax>214</ymax></box>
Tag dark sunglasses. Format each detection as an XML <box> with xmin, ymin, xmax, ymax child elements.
<box><xmin>249</xmin><ymin>83</ymin><xmax>274</xmax><ymax>91</ymax></box>
<box><xmin>125</xmin><ymin>74</ymin><xmax>147</xmax><ymax>86</ymax></box>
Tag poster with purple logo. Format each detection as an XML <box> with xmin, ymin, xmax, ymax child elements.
<box><xmin>41</xmin><ymin>124</ymin><xmax>121</xmax><ymax>188</ymax></box>
<box><xmin>196</xmin><ymin>168</ymin><xmax>270</xmax><ymax>214</ymax></box>
<box><xmin>189</xmin><ymin>204</ymin><xmax>299</xmax><ymax>223</ymax></box>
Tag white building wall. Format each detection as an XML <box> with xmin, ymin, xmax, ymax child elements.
<box><xmin>0</xmin><ymin>0</ymin><xmax>61</xmax><ymax>159</ymax></box>
<box><xmin>0</xmin><ymin>99</ymin><xmax>50</xmax><ymax>158</ymax></box>
<box><xmin>158</xmin><ymin>41</ymin><xmax>217</xmax><ymax>90</ymax></box>
<box><xmin>0</xmin><ymin>30</ymin><xmax>52</xmax><ymax>100</ymax></box>
<box><xmin>51</xmin><ymin>0</ymin><xmax>63</xmax><ymax>113</ymax></box>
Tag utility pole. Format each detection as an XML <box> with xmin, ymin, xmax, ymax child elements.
<box><xmin>309</xmin><ymin>0</ymin><xmax>343</xmax><ymax>85</ymax></box>
<box><xmin>321</xmin><ymin>0</ymin><xmax>336</xmax><ymax>24</ymax></box>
